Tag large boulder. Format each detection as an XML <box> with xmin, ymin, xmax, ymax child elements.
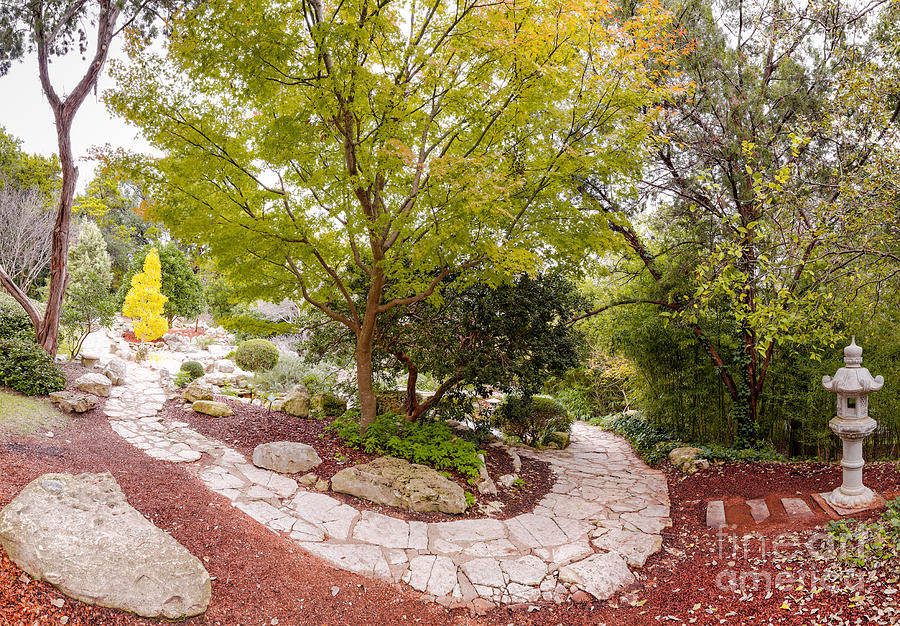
<box><xmin>0</xmin><ymin>473</ymin><xmax>210</xmax><ymax>619</ymax></box>
<box><xmin>49</xmin><ymin>391</ymin><xmax>97</xmax><ymax>414</ymax></box>
<box><xmin>282</xmin><ymin>384</ymin><xmax>311</xmax><ymax>418</ymax></box>
<box><xmin>103</xmin><ymin>358</ymin><xmax>127</xmax><ymax>386</ymax></box>
<box><xmin>182</xmin><ymin>380</ymin><xmax>215</xmax><ymax>403</ymax></box>
<box><xmin>74</xmin><ymin>373</ymin><xmax>112</xmax><ymax>397</ymax></box>
<box><xmin>331</xmin><ymin>456</ymin><xmax>466</xmax><ymax>514</ymax></box>
<box><xmin>192</xmin><ymin>400</ymin><xmax>234</xmax><ymax>417</ymax></box>
<box><xmin>309</xmin><ymin>392</ymin><xmax>347</xmax><ymax>419</ymax></box>
<box><xmin>252</xmin><ymin>441</ymin><xmax>322</xmax><ymax>474</ymax></box>
<box><xmin>668</xmin><ymin>446</ymin><xmax>709</xmax><ymax>474</ymax></box>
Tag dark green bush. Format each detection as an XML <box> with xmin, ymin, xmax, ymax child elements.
<box><xmin>0</xmin><ymin>338</ymin><xmax>66</xmax><ymax>396</ymax></box>
<box><xmin>180</xmin><ymin>360</ymin><xmax>205</xmax><ymax>380</ymax></box>
<box><xmin>492</xmin><ymin>396</ymin><xmax>571</xmax><ymax>446</ymax></box>
<box><xmin>327</xmin><ymin>411</ymin><xmax>483</xmax><ymax>480</ymax></box>
<box><xmin>0</xmin><ymin>292</ymin><xmax>34</xmax><ymax>341</ymax></box>
<box><xmin>234</xmin><ymin>338</ymin><xmax>279</xmax><ymax>372</ymax></box>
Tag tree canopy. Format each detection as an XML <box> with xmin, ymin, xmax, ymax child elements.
<box><xmin>107</xmin><ymin>0</ymin><xmax>687</xmax><ymax>427</ymax></box>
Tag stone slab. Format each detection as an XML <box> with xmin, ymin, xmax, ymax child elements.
<box><xmin>781</xmin><ymin>497</ymin><xmax>815</xmax><ymax>520</ymax></box>
<box><xmin>746</xmin><ymin>499</ymin><xmax>770</xmax><ymax>523</ymax></box>
<box><xmin>706</xmin><ymin>500</ymin><xmax>726</xmax><ymax>529</ymax></box>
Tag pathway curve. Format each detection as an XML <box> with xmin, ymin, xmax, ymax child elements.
<box><xmin>102</xmin><ymin>356</ymin><xmax>670</xmax><ymax>608</ymax></box>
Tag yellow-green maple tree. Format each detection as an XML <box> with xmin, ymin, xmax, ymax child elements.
<box><xmin>122</xmin><ymin>247</ymin><xmax>168</xmax><ymax>341</ymax></box>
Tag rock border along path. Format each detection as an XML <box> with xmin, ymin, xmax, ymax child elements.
<box><xmin>103</xmin><ymin>359</ymin><xmax>671</xmax><ymax>608</ymax></box>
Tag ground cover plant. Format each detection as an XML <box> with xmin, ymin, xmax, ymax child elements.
<box><xmin>327</xmin><ymin>411</ymin><xmax>483</xmax><ymax>481</ymax></box>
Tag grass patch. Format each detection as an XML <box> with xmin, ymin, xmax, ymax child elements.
<box><xmin>0</xmin><ymin>389</ymin><xmax>71</xmax><ymax>437</ymax></box>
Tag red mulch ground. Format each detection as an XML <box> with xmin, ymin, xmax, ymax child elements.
<box><xmin>165</xmin><ymin>397</ymin><xmax>553</xmax><ymax>522</ymax></box>
<box><xmin>2</xmin><ymin>378</ymin><xmax>900</xmax><ymax>624</ymax></box>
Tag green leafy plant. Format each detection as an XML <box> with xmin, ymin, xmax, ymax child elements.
<box><xmin>589</xmin><ymin>411</ymin><xmax>786</xmax><ymax>465</ymax></box>
<box><xmin>464</xmin><ymin>491</ymin><xmax>476</xmax><ymax>509</ymax></box>
<box><xmin>234</xmin><ymin>338</ymin><xmax>279</xmax><ymax>373</ymax></box>
<box><xmin>492</xmin><ymin>396</ymin><xmax>571</xmax><ymax>447</ymax></box>
<box><xmin>827</xmin><ymin>498</ymin><xmax>900</xmax><ymax>568</ymax></box>
<box><xmin>512</xmin><ymin>477</ymin><xmax>525</xmax><ymax>487</ymax></box>
<box><xmin>327</xmin><ymin>411</ymin><xmax>483</xmax><ymax>480</ymax></box>
<box><xmin>0</xmin><ymin>337</ymin><xmax>66</xmax><ymax>395</ymax></box>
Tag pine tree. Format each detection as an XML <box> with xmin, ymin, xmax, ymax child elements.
<box><xmin>122</xmin><ymin>247</ymin><xmax>168</xmax><ymax>341</ymax></box>
<box><xmin>61</xmin><ymin>220</ymin><xmax>115</xmax><ymax>357</ymax></box>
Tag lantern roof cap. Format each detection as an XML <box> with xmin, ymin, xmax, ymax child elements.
<box><xmin>823</xmin><ymin>337</ymin><xmax>883</xmax><ymax>395</ymax></box>
<box><xmin>844</xmin><ymin>336</ymin><xmax>863</xmax><ymax>366</ymax></box>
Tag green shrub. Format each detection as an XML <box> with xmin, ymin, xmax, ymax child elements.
<box><xmin>492</xmin><ymin>396</ymin><xmax>571</xmax><ymax>446</ymax></box>
<box><xmin>0</xmin><ymin>292</ymin><xmax>34</xmax><ymax>341</ymax></box>
<box><xmin>174</xmin><ymin>360</ymin><xmax>204</xmax><ymax>388</ymax></box>
<box><xmin>590</xmin><ymin>411</ymin><xmax>786</xmax><ymax>465</ymax></box>
<box><xmin>327</xmin><ymin>411</ymin><xmax>484</xmax><ymax>480</ymax></box>
<box><xmin>180</xmin><ymin>360</ymin><xmax>205</xmax><ymax>380</ymax></box>
<box><xmin>0</xmin><ymin>338</ymin><xmax>66</xmax><ymax>396</ymax></box>
<box><xmin>234</xmin><ymin>338</ymin><xmax>279</xmax><ymax>372</ymax></box>
<box><xmin>252</xmin><ymin>353</ymin><xmax>307</xmax><ymax>395</ymax></box>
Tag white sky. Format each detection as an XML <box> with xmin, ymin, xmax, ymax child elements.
<box><xmin>0</xmin><ymin>38</ymin><xmax>151</xmax><ymax>193</ymax></box>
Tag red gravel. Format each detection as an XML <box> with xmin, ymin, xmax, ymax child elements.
<box><xmin>3</xmin><ymin>376</ymin><xmax>899</xmax><ymax>624</ymax></box>
<box><xmin>164</xmin><ymin>397</ymin><xmax>553</xmax><ymax>521</ymax></box>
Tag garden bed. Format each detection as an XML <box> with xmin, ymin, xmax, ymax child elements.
<box><xmin>164</xmin><ymin>397</ymin><xmax>555</xmax><ymax>522</ymax></box>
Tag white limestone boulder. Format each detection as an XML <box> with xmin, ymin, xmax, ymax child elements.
<box><xmin>281</xmin><ymin>384</ymin><xmax>311</xmax><ymax>418</ymax></box>
<box><xmin>182</xmin><ymin>380</ymin><xmax>215</xmax><ymax>403</ymax></box>
<box><xmin>103</xmin><ymin>358</ymin><xmax>127</xmax><ymax>386</ymax></box>
<box><xmin>0</xmin><ymin>473</ymin><xmax>211</xmax><ymax>620</ymax></box>
<box><xmin>192</xmin><ymin>400</ymin><xmax>234</xmax><ymax>417</ymax></box>
<box><xmin>253</xmin><ymin>441</ymin><xmax>322</xmax><ymax>474</ymax></box>
<box><xmin>74</xmin><ymin>373</ymin><xmax>112</xmax><ymax>397</ymax></box>
<box><xmin>332</xmin><ymin>456</ymin><xmax>466</xmax><ymax>514</ymax></box>
<box><xmin>49</xmin><ymin>391</ymin><xmax>97</xmax><ymax>414</ymax></box>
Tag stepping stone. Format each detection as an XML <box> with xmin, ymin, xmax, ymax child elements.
<box><xmin>781</xmin><ymin>497</ymin><xmax>815</xmax><ymax>519</ymax></box>
<box><xmin>706</xmin><ymin>500</ymin><xmax>726</xmax><ymax>528</ymax></box>
<box><xmin>747</xmin><ymin>499</ymin><xmax>770</xmax><ymax>523</ymax></box>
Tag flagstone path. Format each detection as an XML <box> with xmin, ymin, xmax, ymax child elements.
<box><xmin>101</xmin><ymin>353</ymin><xmax>671</xmax><ymax>608</ymax></box>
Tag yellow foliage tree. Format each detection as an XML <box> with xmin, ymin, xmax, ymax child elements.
<box><xmin>122</xmin><ymin>247</ymin><xmax>168</xmax><ymax>341</ymax></box>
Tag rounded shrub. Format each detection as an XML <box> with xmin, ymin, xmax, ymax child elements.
<box><xmin>234</xmin><ymin>338</ymin><xmax>279</xmax><ymax>372</ymax></box>
<box><xmin>180</xmin><ymin>360</ymin><xmax>205</xmax><ymax>381</ymax></box>
<box><xmin>0</xmin><ymin>338</ymin><xmax>66</xmax><ymax>396</ymax></box>
<box><xmin>0</xmin><ymin>292</ymin><xmax>34</xmax><ymax>341</ymax></box>
<box><xmin>492</xmin><ymin>395</ymin><xmax>571</xmax><ymax>447</ymax></box>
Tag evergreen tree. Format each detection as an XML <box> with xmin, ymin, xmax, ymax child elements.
<box><xmin>117</xmin><ymin>244</ymin><xmax>203</xmax><ymax>324</ymax></box>
<box><xmin>61</xmin><ymin>221</ymin><xmax>115</xmax><ymax>357</ymax></box>
<box><xmin>122</xmin><ymin>247</ymin><xmax>168</xmax><ymax>341</ymax></box>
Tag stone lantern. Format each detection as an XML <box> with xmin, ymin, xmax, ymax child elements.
<box><xmin>821</xmin><ymin>337</ymin><xmax>883</xmax><ymax>512</ymax></box>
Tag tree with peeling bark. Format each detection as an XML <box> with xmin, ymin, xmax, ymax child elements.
<box><xmin>576</xmin><ymin>0</ymin><xmax>900</xmax><ymax>446</ymax></box>
<box><xmin>0</xmin><ymin>0</ymin><xmax>191</xmax><ymax>354</ymax></box>
<box><xmin>106</xmin><ymin>0</ymin><xmax>687</xmax><ymax>429</ymax></box>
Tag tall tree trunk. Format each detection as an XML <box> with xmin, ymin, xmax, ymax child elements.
<box><xmin>37</xmin><ymin>113</ymin><xmax>77</xmax><ymax>354</ymax></box>
<box><xmin>355</xmin><ymin>328</ymin><xmax>377</xmax><ymax>430</ymax></box>
<box><xmin>356</xmin><ymin>272</ymin><xmax>385</xmax><ymax>431</ymax></box>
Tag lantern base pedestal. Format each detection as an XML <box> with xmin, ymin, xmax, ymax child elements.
<box><xmin>819</xmin><ymin>488</ymin><xmax>884</xmax><ymax>516</ymax></box>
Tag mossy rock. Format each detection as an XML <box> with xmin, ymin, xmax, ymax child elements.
<box><xmin>310</xmin><ymin>392</ymin><xmax>347</xmax><ymax>418</ymax></box>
